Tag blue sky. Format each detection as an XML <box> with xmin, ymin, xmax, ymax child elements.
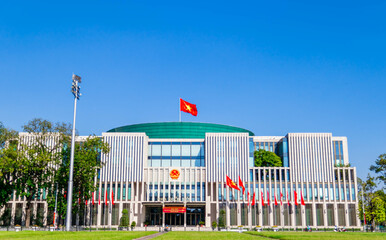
<box><xmin>0</xmin><ymin>1</ymin><xmax>385</xmax><ymax>181</ymax></box>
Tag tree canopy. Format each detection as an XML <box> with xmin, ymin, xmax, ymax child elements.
<box><xmin>370</xmin><ymin>153</ymin><xmax>386</xmax><ymax>188</ymax></box>
<box><xmin>358</xmin><ymin>175</ymin><xmax>386</xmax><ymax>227</ymax></box>
<box><xmin>254</xmin><ymin>149</ymin><xmax>282</xmax><ymax>167</ymax></box>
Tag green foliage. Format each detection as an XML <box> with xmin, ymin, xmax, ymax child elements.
<box><xmin>218</xmin><ymin>209</ymin><xmax>225</xmax><ymax>228</ymax></box>
<box><xmin>131</xmin><ymin>221</ymin><xmax>136</xmax><ymax>227</ymax></box>
<box><xmin>254</xmin><ymin>149</ymin><xmax>282</xmax><ymax>167</ymax></box>
<box><xmin>119</xmin><ymin>209</ymin><xmax>130</xmax><ymax>227</ymax></box>
<box><xmin>370</xmin><ymin>153</ymin><xmax>386</xmax><ymax>187</ymax></box>
<box><xmin>0</xmin><ymin>122</ymin><xmax>19</xmax><ymax>209</ymax></box>
<box><xmin>358</xmin><ymin>175</ymin><xmax>386</xmax><ymax>227</ymax></box>
<box><xmin>334</xmin><ymin>163</ymin><xmax>351</xmax><ymax>167</ymax></box>
<box><xmin>199</xmin><ymin>221</ymin><xmax>205</xmax><ymax>225</ymax></box>
<box><xmin>14</xmin><ymin>118</ymin><xmax>71</xmax><ymax>227</ymax></box>
<box><xmin>46</xmin><ymin>135</ymin><xmax>110</xmax><ymax>222</ymax></box>
<box><xmin>211</xmin><ymin>221</ymin><xmax>217</xmax><ymax>229</ymax></box>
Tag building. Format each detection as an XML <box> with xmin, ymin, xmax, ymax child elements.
<box><xmin>3</xmin><ymin>122</ymin><xmax>360</xmax><ymax>229</ymax></box>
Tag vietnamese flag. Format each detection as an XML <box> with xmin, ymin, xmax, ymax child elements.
<box><xmin>180</xmin><ymin>99</ymin><xmax>197</xmax><ymax>116</ymax></box>
<box><xmin>105</xmin><ymin>190</ymin><xmax>108</xmax><ymax>206</ymax></box>
<box><xmin>274</xmin><ymin>194</ymin><xmax>278</xmax><ymax>206</ymax></box>
<box><xmin>261</xmin><ymin>191</ymin><xmax>265</xmax><ymax>206</ymax></box>
<box><xmin>267</xmin><ymin>191</ymin><xmax>270</xmax><ymax>205</ymax></box>
<box><xmin>252</xmin><ymin>192</ymin><xmax>255</xmax><ymax>206</ymax></box>
<box><xmin>287</xmin><ymin>191</ymin><xmax>290</xmax><ymax>206</ymax></box>
<box><xmin>226</xmin><ymin>175</ymin><xmax>240</xmax><ymax>191</ymax></box>
<box><xmin>86</xmin><ymin>199</ymin><xmax>88</xmax><ymax>206</ymax></box>
<box><xmin>238</xmin><ymin>176</ymin><xmax>245</xmax><ymax>195</ymax></box>
<box><xmin>92</xmin><ymin>192</ymin><xmax>95</xmax><ymax>205</ymax></box>
<box><xmin>301</xmin><ymin>191</ymin><xmax>305</xmax><ymax>206</ymax></box>
<box><xmin>280</xmin><ymin>192</ymin><xmax>283</xmax><ymax>206</ymax></box>
<box><xmin>112</xmin><ymin>190</ymin><xmax>115</xmax><ymax>205</ymax></box>
<box><xmin>294</xmin><ymin>190</ymin><xmax>298</xmax><ymax>206</ymax></box>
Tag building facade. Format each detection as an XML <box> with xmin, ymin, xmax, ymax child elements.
<box><xmin>3</xmin><ymin>122</ymin><xmax>360</xmax><ymax>229</ymax></box>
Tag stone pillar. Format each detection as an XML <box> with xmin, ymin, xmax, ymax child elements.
<box><xmin>237</xmin><ymin>202</ymin><xmax>241</xmax><ymax>226</ymax></box>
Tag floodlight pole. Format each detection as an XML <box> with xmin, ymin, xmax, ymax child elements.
<box><xmin>66</xmin><ymin>74</ymin><xmax>82</xmax><ymax>231</ymax></box>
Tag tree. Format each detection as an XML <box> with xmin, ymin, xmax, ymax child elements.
<box><xmin>46</xmin><ymin>136</ymin><xmax>109</xmax><ymax>226</ymax></box>
<box><xmin>218</xmin><ymin>209</ymin><xmax>225</xmax><ymax>228</ymax></box>
<box><xmin>370</xmin><ymin>154</ymin><xmax>386</xmax><ymax>188</ymax></box>
<box><xmin>0</xmin><ymin>122</ymin><xmax>19</xmax><ymax>209</ymax></box>
<box><xmin>358</xmin><ymin>175</ymin><xmax>386</xmax><ymax>228</ymax></box>
<box><xmin>119</xmin><ymin>209</ymin><xmax>129</xmax><ymax>227</ymax></box>
<box><xmin>254</xmin><ymin>149</ymin><xmax>282</xmax><ymax>167</ymax></box>
<box><xmin>14</xmin><ymin>118</ymin><xmax>71</xmax><ymax>227</ymax></box>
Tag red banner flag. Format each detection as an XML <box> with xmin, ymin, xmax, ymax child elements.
<box><xmin>248</xmin><ymin>191</ymin><xmax>250</xmax><ymax>206</ymax></box>
<box><xmin>294</xmin><ymin>190</ymin><xmax>298</xmax><ymax>206</ymax></box>
<box><xmin>274</xmin><ymin>194</ymin><xmax>278</xmax><ymax>206</ymax></box>
<box><xmin>252</xmin><ymin>192</ymin><xmax>255</xmax><ymax>206</ymax></box>
<box><xmin>112</xmin><ymin>190</ymin><xmax>115</xmax><ymax>205</ymax></box>
<box><xmin>105</xmin><ymin>190</ymin><xmax>108</xmax><ymax>206</ymax></box>
<box><xmin>238</xmin><ymin>176</ymin><xmax>245</xmax><ymax>195</ymax></box>
<box><xmin>267</xmin><ymin>190</ymin><xmax>270</xmax><ymax>205</ymax></box>
<box><xmin>261</xmin><ymin>191</ymin><xmax>265</xmax><ymax>206</ymax></box>
<box><xmin>301</xmin><ymin>191</ymin><xmax>305</xmax><ymax>206</ymax></box>
<box><xmin>280</xmin><ymin>192</ymin><xmax>283</xmax><ymax>206</ymax></box>
<box><xmin>86</xmin><ymin>199</ymin><xmax>88</xmax><ymax>206</ymax></box>
<box><xmin>180</xmin><ymin>99</ymin><xmax>197</xmax><ymax>116</ymax></box>
<box><xmin>92</xmin><ymin>192</ymin><xmax>95</xmax><ymax>205</ymax></box>
<box><xmin>287</xmin><ymin>191</ymin><xmax>289</xmax><ymax>206</ymax></box>
<box><xmin>98</xmin><ymin>191</ymin><xmax>101</xmax><ymax>205</ymax></box>
<box><xmin>226</xmin><ymin>175</ymin><xmax>240</xmax><ymax>191</ymax></box>
<box><xmin>364</xmin><ymin>213</ymin><xmax>366</xmax><ymax>225</ymax></box>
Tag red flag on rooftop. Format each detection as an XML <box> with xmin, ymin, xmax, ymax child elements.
<box><xmin>226</xmin><ymin>175</ymin><xmax>240</xmax><ymax>191</ymax></box>
<box><xmin>180</xmin><ymin>99</ymin><xmax>197</xmax><ymax>116</ymax></box>
<box><xmin>238</xmin><ymin>176</ymin><xmax>245</xmax><ymax>195</ymax></box>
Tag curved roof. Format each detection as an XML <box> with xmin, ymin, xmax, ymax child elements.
<box><xmin>107</xmin><ymin>122</ymin><xmax>254</xmax><ymax>139</ymax></box>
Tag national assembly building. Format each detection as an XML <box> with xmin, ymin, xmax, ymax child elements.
<box><xmin>5</xmin><ymin>122</ymin><xmax>360</xmax><ymax>230</ymax></box>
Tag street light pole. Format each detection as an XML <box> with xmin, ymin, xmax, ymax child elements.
<box><xmin>65</xmin><ymin>74</ymin><xmax>82</xmax><ymax>231</ymax></box>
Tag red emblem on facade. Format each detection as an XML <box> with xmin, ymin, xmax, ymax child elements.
<box><xmin>170</xmin><ymin>169</ymin><xmax>180</xmax><ymax>180</ymax></box>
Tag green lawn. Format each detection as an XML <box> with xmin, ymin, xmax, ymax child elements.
<box><xmin>154</xmin><ymin>231</ymin><xmax>257</xmax><ymax>239</ymax></box>
<box><xmin>0</xmin><ymin>231</ymin><xmax>157</xmax><ymax>240</ymax></box>
<box><xmin>245</xmin><ymin>231</ymin><xmax>386</xmax><ymax>240</ymax></box>
<box><xmin>0</xmin><ymin>231</ymin><xmax>385</xmax><ymax>240</ymax></box>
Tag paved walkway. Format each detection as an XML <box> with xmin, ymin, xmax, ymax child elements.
<box><xmin>134</xmin><ymin>231</ymin><xmax>166</xmax><ymax>240</ymax></box>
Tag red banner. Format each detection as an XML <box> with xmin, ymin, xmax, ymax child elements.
<box><xmin>163</xmin><ymin>207</ymin><xmax>186</xmax><ymax>213</ymax></box>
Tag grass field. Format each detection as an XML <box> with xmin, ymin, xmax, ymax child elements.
<box><xmin>0</xmin><ymin>231</ymin><xmax>385</xmax><ymax>240</ymax></box>
<box><xmin>0</xmin><ymin>231</ymin><xmax>156</xmax><ymax>240</ymax></box>
<box><xmin>244</xmin><ymin>231</ymin><xmax>386</xmax><ymax>240</ymax></box>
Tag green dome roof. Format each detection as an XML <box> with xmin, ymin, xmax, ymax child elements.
<box><xmin>107</xmin><ymin>122</ymin><xmax>254</xmax><ymax>139</ymax></box>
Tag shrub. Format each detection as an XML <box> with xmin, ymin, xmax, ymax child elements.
<box><xmin>131</xmin><ymin>221</ymin><xmax>136</xmax><ymax>227</ymax></box>
<box><xmin>119</xmin><ymin>209</ymin><xmax>129</xmax><ymax>227</ymax></box>
<box><xmin>212</xmin><ymin>221</ymin><xmax>217</xmax><ymax>229</ymax></box>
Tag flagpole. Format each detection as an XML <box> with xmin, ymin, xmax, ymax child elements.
<box><xmin>179</xmin><ymin>98</ymin><xmax>181</xmax><ymax>122</ymax></box>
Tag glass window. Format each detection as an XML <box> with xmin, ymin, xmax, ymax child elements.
<box><xmin>200</xmin><ymin>144</ymin><xmax>205</xmax><ymax>157</ymax></box>
<box><xmin>152</xmin><ymin>159</ymin><xmax>161</xmax><ymax>167</ymax></box>
<box><xmin>162</xmin><ymin>143</ymin><xmax>171</xmax><ymax>156</ymax></box>
<box><xmin>193</xmin><ymin>158</ymin><xmax>201</xmax><ymax>167</ymax></box>
<box><xmin>191</xmin><ymin>144</ymin><xmax>201</xmax><ymax>158</ymax></box>
<box><xmin>152</xmin><ymin>144</ymin><xmax>161</xmax><ymax>156</ymax></box>
<box><xmin>171</xmin><ymin>143</ymin><xmax>181</xmax><ymax>156</ymax></box>
<box><xmin>181</xmin><ymin>144</ymin><xmax>190</xmax><ymax>156</ymax></box>
<box><xmin>172</xmin><ymin>159</ymin><xmax>181</xmax><ymax>167</ymax></box>
<box><xmin>181</xmin><ymin>159</ymin><xmax>190</xmax><ymax>167</ymax></box>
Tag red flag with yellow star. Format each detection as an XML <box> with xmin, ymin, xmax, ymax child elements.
<box><xmin>180</xmin><ymin>99</ymin><xmax>197</xmax><ymax>116</ymax></box>
<box><xmin>226</xmin><ymin>175</ymin><xmax>240</xmax><ymax>191</ymax></box>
